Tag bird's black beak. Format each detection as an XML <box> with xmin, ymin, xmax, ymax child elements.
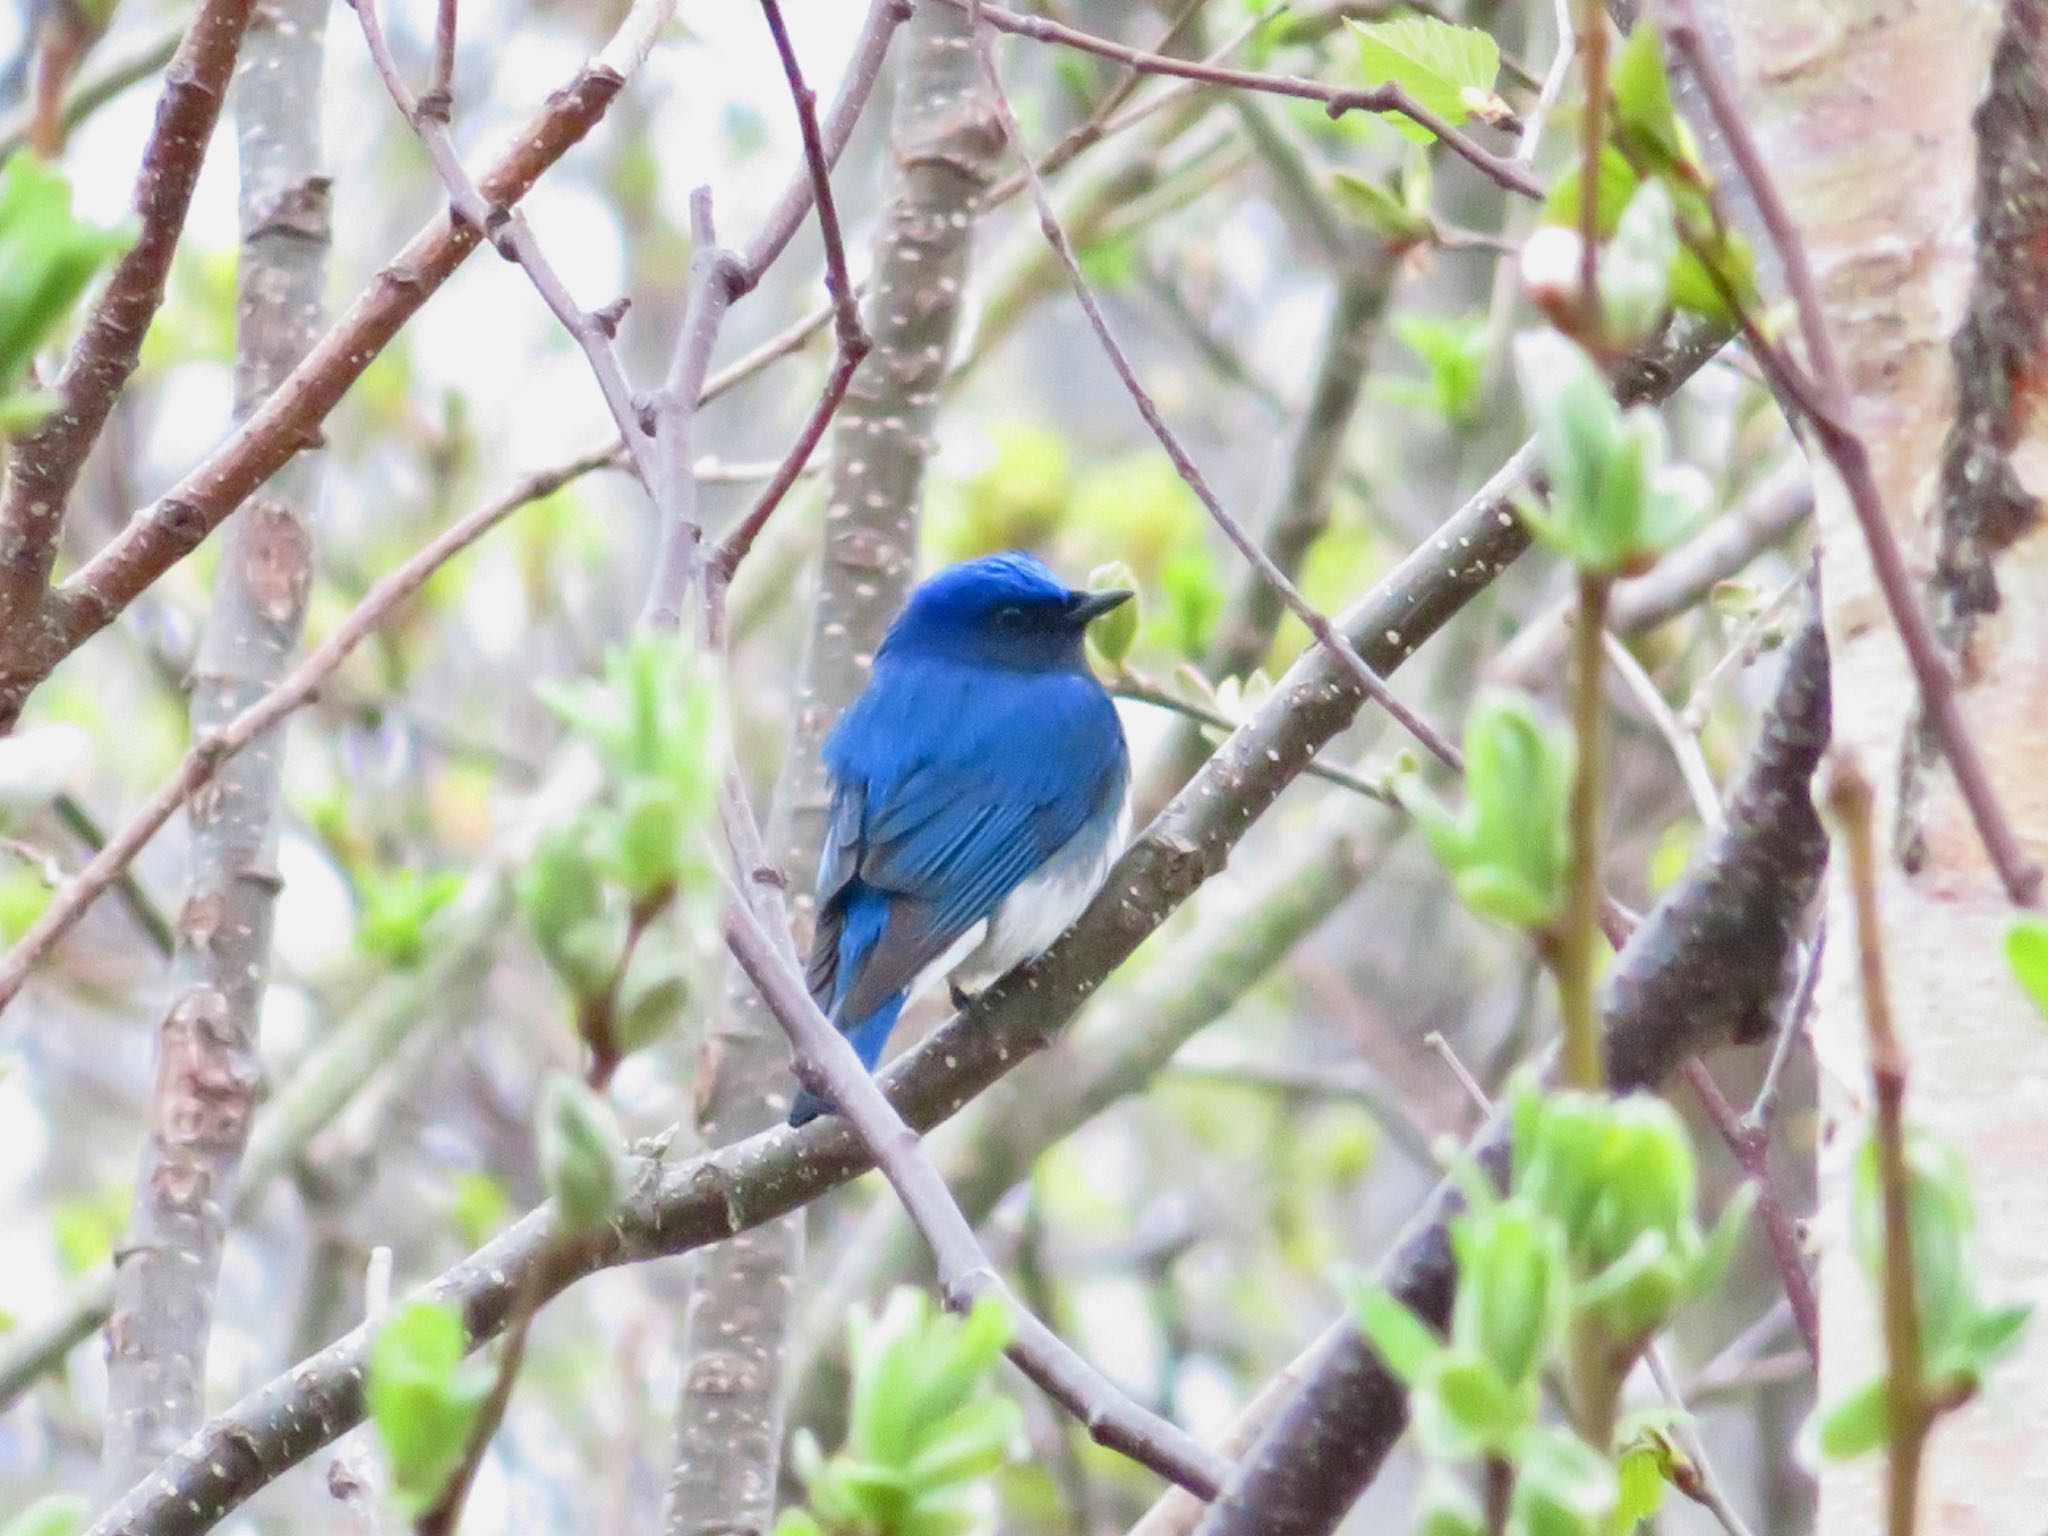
<box><xmin>1067</xmin><ymin>588</ymin><xmax>1134</xmax><ymax>624</ymax></box>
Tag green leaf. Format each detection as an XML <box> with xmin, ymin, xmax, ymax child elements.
<box><xmin>1961</xmin><ymin>1300</ymin><xmax>2033</xmax><ymax>1368</ymax></box>
<box><xmin>2006</xmin><ymin>915</ymin><xmax>2048</xmax><ymax>1020</ymax></box>
<box><xmin>614</xmin><ymin>947</ymin><xmax>692</xmax><ymax>1053</ymax></box>
<box><xmin>450</xmin><ymin>1171</ymin><xmax>511</xmax><ymax>1249</ymax></box>
<box><xmin>1329</xmin><ymin>170</ymin><xmax>1433</xmax><ymax>242</ymax></box>
<box><xmin>537</xmin><ymin>1073</ymin><xmax>622</xmax><ymax>1233</ymax></box>
<box><xmin>1345</xmin><ymin>15</ymin><xmax>1501</xmax><ymax>143</ymax></box>
<box><xmin>1428</xmin><ymin>1351</ymin><xmax>1528</xmax><ymax>1447</ymax></box>
<box><xmin>1393</xmin><ymin>313</ymin><xmax>1488</xmax><ymax>422</ymax></box>
<box><xmin>356</xmin><ymin>867</ymin><xmax>464</xmax><ymax>968</ymax></box>
<box><xmin>1512</xmin><ymin>1426</ymin><xmax>1619</xmax><ymax>1536</ymax></box>
<box><xmin>1544</xmin><ymin>146</ymin><xmax>1640</xmax><ymax>240</ymax></box>
<box><xmin>1602</xmin><ymin>181</ymin><xmax>1677</xmax><ymax>346</ymax></box>
<box><xmin>1083</xmin><ymin>561</ymin><xmax>1140</xmax><ymax>668</ymax></box>
<box><xmin>1610</xmin><ymin>25</ymin><xmax>1685</xmax><ymax>170</ymax></box>
<box><xmin>520</xmin><ymin>824</ymin><xmax>618</xmax><ymax>999</ymax></box>
<box><xmin>1417</xmin><ymin>1472</ymin><xmax>1488</xmax><ymax>1536</ymax></box>
<box><xmin>1348</xmin><ymin>1281</ymin><xmax>1443</xmax><ymax>1384</ymax></box>
<box><xmin>1</xmin><ymin>1495</ymin><xmax>89</xmax><ymax>1536</ymax></box>
<box><xmin>1816</xmin><ymin>1375</ymin><xmax>1889</xmax><ymax>1460</ymax></box>
<box><xmin>1610</xmin><ymin>1443</ymin><xmax>1666</xmax><ymax>1533</ymax></box>
<box><xmin>367</xmin><ymin>1301</ymin><xmax>491</xmax><ymax>1514</ymax></box>
<box><xmin>1078</xmin><ymin>231</ymin><xmax>1140</xmax><ymax>290</ymax></box>
<box><xmin>903</xmin><ymin>1394</ymin><xmax>1022</xmax><ymax>1487</ymax></box>
<box><xmin>0</xmin><ymin>155</ymin><xmax>132</xmax><ymax>400</ymax></box>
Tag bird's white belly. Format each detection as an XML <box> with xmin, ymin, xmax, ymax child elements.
<box><xmin>905</xmin><ymin>795</ymin><xmax>1131</xmax><ymax>1005</ymax></box>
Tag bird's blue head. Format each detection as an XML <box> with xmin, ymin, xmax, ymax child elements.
<box><xmin>880</xmin><ymin>552</ymin><xmax>1133</xmax><ymax>674</ymax></box>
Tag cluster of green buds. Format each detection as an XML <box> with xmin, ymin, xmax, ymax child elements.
<box><xmin>777</xmin><ymin>1292</ymin><xmax>1022</xmax><ymax>1536</ymax></box>
<box><xmin>1522</xmin><ymin>25</ymin><xmax>1758</xmax><ymax>355</ymax></box>
<box><xmin>1348</xmin><ymin>1078</ymin><xmax>1747</xmax><ymax>1535</ymax></box>
<box><xmin>1513</xmin><ymin>1084</ymin><xmax>1752</xmax><ymax>1355</ymax></box>
<box><xmin>1818</xmin><ymin>1131</ymin><xmax>2031</xmax><ymax>1459</ymax></box>
<box><xmin>1512</xmin><ymin>332</ymin><xmax>1710</xmax><ymax>578</ymax></box>
<box><xmin>0</xmin><ymin>153</ymin><xmax>131</xmax><ymax>435</ymax></box>
<box><xmin>365</xmin><ymin>1075</ymin><xmax>623</xmax><ymax>1513</ymax></box>
<box><xmin>1399</xmin><ymin>690</ymin><xmax>1573</xmax><ymax>931</ymax></box>
<box><xmin>519</xmin><ymin>634</ymin><xmax>721</xmax><ymax>1058</ymax></box>
<box><xmin>366</xmin><ymin>1298</ymin><xmax>494</xmax><ymax>1516</ymax></box>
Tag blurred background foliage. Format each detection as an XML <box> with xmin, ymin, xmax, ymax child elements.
<box><xmin>0</xmin><ymin>0</ymin><xmax>1815</xmax><ymax>1530</ymax></box>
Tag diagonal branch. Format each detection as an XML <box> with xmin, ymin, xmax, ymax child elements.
<box><xmin>1191</xmin><ymin>603</ymin><xmax>1832</xmax><ymax>1536</ymax></box>
<box><xmin>352</xmin><ymin>0</ymin><xmax>658</xmax><ymax>488</ymax></box>
<box><xmin>0</xmin><ymin>0</ymin><xmax>676</xmax><ymax>729</ymax></box>
<box><xmin>955</xmin><ymin>0</ymin><xmax>1541</xmax><ymax>199</ymax></box>
<box><xmin>0</xmin><ymin>449</ymin><xmax>621</xmax><ymax>1013</ymax></box>
<box><xmin>723</xmin><ymin>886</ymin><xmax>1230</xmax><ymax>1497</ymax></box>
<box><xmin>77</xmin><ymin>317</ymin><xmax>1726</xmax><ymax>1536</ymax></box>
<box><xmin>0</xmin><ymin>0</ymin><xmax>255</xmax><ymax>652</ymax></box>
<box><xmin>969</xmin><ymin>16</ymin><xmax>1465</xmax><ymax>777</ymax></box>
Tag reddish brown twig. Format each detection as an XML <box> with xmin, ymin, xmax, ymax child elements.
<box><xmin>1826</xmin><ymin>753</ymin><xmax>1930</xmax><ymax>1536</ymax></box>
<box><xmin>0</xmin><ymin>448</ymin><xmax>621</xmax><ymax>1013</ymax></box>
<box><xmin>969</xmin><ymin>18</ymin><xmax>1467</xmax><ymax>778</ymax></box>
<box><xmin>957</xmin><ymin>0</ymin><xmax>1542</xmax><ymax>200</ymax></box>
<box><xmin>708</xmin><ymin>0</ymin><xmax>875</xmax><ymax>589</ymax></box>
<box><xmin>0</xmin><ymin>0</ymin><xmax>256</xmax><ymax>650</ymax></box>
<box><xmin>17</xmin><ymin>1</ymin><xmax>674</xmax><ymax>726</ymax></box>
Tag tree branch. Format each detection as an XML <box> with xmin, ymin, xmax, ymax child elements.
<box><xmin>955</xmin><ymin>0</ymin><xmax>1542</xmax><ymax>199</ymax></box>
<box><xmin>96</xmin><ymin>0</ymin><xmax>331</xmax><ymax>1498</ymax></box>
<box><xmin>970</xmin><ymin>15</ymin><xmax>1467</xmax><ymax>778</ymax></box>
<box><xmin>77</xmin><ymin>318</ymin><xmax>1725</xmax><ymax>1536</ymax></box>
<box><xmin>1190</xmin><ymin>600</ymin><xmax>1831</xmax><ymax>1536</ymax></box>
<box><xmin>0</xmin><ymin>0</ymin><xmax>675</xmax><ymax>728</ymax></box>
<box><xmin>0</xmin><ymin>0</ymin><xmax>255</xmax><ymax>659</ymax></box>
<box><xmin>1660</xmin><ymin>0</ymin><xmax>2040</xmax><ymax>907</ymax></box>
<box><xmin>0</xmin><ymin>449</ymin><xmax>622</xmax><ymax>1012</ymax></box>
<box><xmin>723</xmin><ymin>890</ymin><xmax>1230</xmax><ymax>1497</ymax></box>
<box><xmin>663</xmin><ymin>3</ymin><xmax>966</xmax><ymax>1528</ymax></box>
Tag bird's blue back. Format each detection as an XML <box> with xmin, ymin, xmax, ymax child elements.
<box><xmin>790</xmin><ymin>554</ymin><xmax>1129</xmax><ymax>1124</ymax></box>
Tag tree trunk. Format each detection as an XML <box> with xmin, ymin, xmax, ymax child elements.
<box><xmin>658</xmin><ymin>7</ymin><xmax>1002</xmax><ymax>1532</ymax></box>
<box><xmin>1725</xmin><ymin>2</ymin><xmax>2048</xmax><ymax>1529</ymax></box>
<box><xmin>98</xmin><ymin>0</ymin><xmax>328</xmax><ymax>1500</ymax></box>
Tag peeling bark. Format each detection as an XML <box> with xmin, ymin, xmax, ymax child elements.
<box><xmin>1722</xmin><ymin>0</ymin><xmax>2048</xmax><ymax>1529</ymax></box>
<box><xmin>660</xmin><ymin>8</ymin><xmax>1001</xmax><ymax>1533</ymax></box>
<box><xmin>97</xmin><ymin>0</ymin><xmax>330</xmax><ymax>1500</ymax></box>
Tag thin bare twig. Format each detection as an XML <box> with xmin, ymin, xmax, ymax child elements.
<box><xmin>1111</xmin><ymin>676</ymin><xmax>1395</xmax><ymax>805</ymax></box>
<box><xmin>722</xmin><ymin>887</ymin><xmax>1232</xmax><ymax>1500</ymax></box>
<box><xmin>1825</xmin><ymin>752</ymin><xmax>1929</xmax><ymax>1536</ymax></box>
<box><xmin>352</xmin><ymin>0</ymin><xmax>658</xmax><ymax>490</ymax></box>
<box><xmin>1604</xmin><ymin>630</ymin><xmax>1722</xmax><ymax>830</ymax></box>
<box><xmin>423</xmin><ymin>0</ymin><xmax>456</xmax><ymax>119</ymax></box>
<box><xmin>969</xmin><ymin>19</ymin><xmax>1466</xmax><ymax>778</ymax></box>
<box><xmin>645</xmin><ymin>193</ymin><xmax>743</xmax><ymax>633</ymax></box>
<box><xmin>0</xmin><ymin>0</ymin><xmax>256</xmax><ymax>654</ymax></box>
<box><xmin>19</xmin><ymin>0</ymin><xmax>677</xmax><ymax>728</ymax></box>
<box><xmin>1681</xmin><ymin>1060</ymin><xmax>1819</xmax><ymax>1366</ymax></box>
<box><xmin>0</xmin><ymin>449</ymin><xmax>621</xmax><ymax>1013</ymax></box>
<box><xmin>1747</xmin><ymin>918</ymin><xmax>1823</xmax><ymax>1130</ymax></box>
<box><xmin>1660</xmin><ymin>0</ymin><xmax>2040</xmax><ymax>908</ymax></box>
<box><xmin>708</xmin><ymin>0</ymin><xmax>874</xmax><ymax>588</ymax></box>
<box><xmin>959</xmin><ymin>0</ymin><xmax>1542</xmax><ymax>199</ymax></box>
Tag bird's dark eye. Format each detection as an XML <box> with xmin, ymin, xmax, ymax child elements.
<box><xmin>994</xmin><ymin>604</ymin><xmax>1029</xmax><ymax>630</ymax></box>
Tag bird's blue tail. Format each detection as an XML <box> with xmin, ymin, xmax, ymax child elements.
<box><xmin>787</xmin><ymin>994</ymin><xmax>906</xmax><ymax>1127</ymax></box>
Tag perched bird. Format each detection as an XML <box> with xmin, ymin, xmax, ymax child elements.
<box><xmin>788</xmin><ymin>553</ymin><xmax>1133</xmax><ymax>1126</ymax></box>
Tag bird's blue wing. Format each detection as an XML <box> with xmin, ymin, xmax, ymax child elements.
<box><xmin>809</xmin><ymin>660</ymin><xmax>1126</xmax><ymax>1028</ymax></box>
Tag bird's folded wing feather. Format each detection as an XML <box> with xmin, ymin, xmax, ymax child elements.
<box><xmin>808</xmin><ymin>671</ymin><xmax>1124</xmax><ymax>1026</ymax></box>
